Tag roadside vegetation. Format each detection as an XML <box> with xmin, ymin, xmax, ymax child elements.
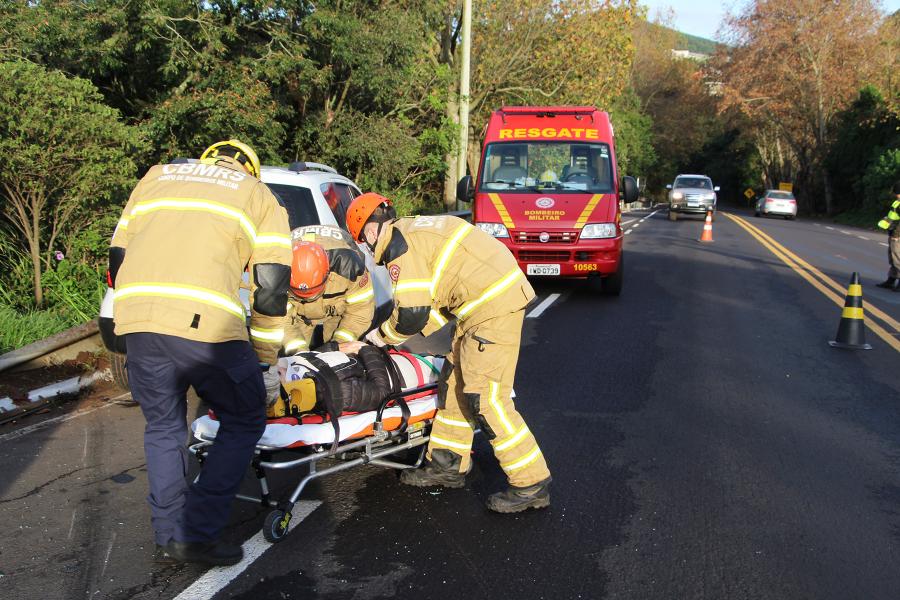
<box><xmin>0</xmin><ymin>0</ymin><xmax>896</xmax><ymax>351</ymax></box>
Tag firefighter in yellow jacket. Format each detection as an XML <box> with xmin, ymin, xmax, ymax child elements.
<box><xmin>283</xmin><ymin>224</ymin><xmax>376</xmax><ymax>354</ymax></box>
<box><xmin>109</xmin><ymin>141</ymin><xmax>291</xmax><ymax>566</ymax></box>
<box><xmin>346</xmin><ymin>193</ymin><xmax>551</xmax><ymax>513</ymax></box>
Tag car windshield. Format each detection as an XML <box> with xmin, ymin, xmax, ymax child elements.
<box><xmin>479</xmin><ymin>142</ymin><xmax>614</xmax><ymax>194</ymax></box>
<box><xmin>768</xmin><ymin>191</ymin><xmax>794</xmax><ymax>199</ymax></box>
<box><xmin>266</xmin><ymin>183</ymin><xmax>320</xmax><ymax>229</ymax></box>
<box><xmin>674</xmin><ymin>177</ymin><xmax>712</xmax><ymax>190</ymax></box>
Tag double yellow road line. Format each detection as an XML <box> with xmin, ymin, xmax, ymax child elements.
<box><xmin>723</xmin><ymin>212</ymin><xmax>900</xmax><ymax>354</ymax></box>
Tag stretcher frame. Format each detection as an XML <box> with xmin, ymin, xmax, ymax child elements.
<box><xmin>187</xmin><ymin>382</ymin><xmax>438</xmax><ymax>542</ymax></box>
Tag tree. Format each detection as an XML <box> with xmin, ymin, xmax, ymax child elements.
<box><xmin>631</xmin><ymin>15</ymin><xmax>723</xmax><ymax>193</ymax></box>
<box><xmin>719</xmin><ymin>0</ymin><xmax>881</xmax><ymax>213</ymax></box>
<box><xmin>0</xmin><ymin>60</ymin><xmax>142</xmax><ymax>306</ymax></box>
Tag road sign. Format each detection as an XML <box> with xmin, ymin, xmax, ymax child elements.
<box><xmin>744</xmin><ymin>188</ymin><xmax>755</xmax><ymax>199</ymax></box>
<box><xmin>779</xmin><ymin>182</ymin><xmax>793</xmax><ymax>192</ymax></box>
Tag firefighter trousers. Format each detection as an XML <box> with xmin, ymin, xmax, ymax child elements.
<box><xmin>126</xmin><ymin>333</ymin><xmax>266</xmax><ymax>545</ymax></box>
<box><xmin>426</xmin><ymin>308</ymin><xmax>551</xmax><ymax>488</ymax></box>
<box><xmin>888</xmin><ymin>233</ymin><xmax>900</xmax><ymax>279</ymax></box>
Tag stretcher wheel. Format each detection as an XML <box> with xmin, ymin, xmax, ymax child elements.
<box><xmin>263</xmin><ymin>509</ymin><xmax>292</xmax><ymax>543</ymax></box>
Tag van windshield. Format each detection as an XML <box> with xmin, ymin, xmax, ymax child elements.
<box><xmin>479</xmin><ymin>142</ymin><xmax>614</xmax><ymax>194</ymax></box>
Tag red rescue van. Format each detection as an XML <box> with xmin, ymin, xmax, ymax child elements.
<box><xmin>457</xmin><ymin>106</ymin><xmax>637</xmax><ymax>295</ymax></box>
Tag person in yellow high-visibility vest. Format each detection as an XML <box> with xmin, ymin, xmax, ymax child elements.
<box><xmin>876</xmin><ymin>182</ymin><xmax>900</xmax><ymax>292</ymax></box>
<box><xmin>346</xmin><ymin>192</ymin><xmax>551</xmax><ymax>513</ymax></box>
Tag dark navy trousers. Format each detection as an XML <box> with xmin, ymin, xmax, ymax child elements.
<box><xmin>125</xmin><ymin>333</ymin><xmax>266</xmax><ymax>545</ymax></box>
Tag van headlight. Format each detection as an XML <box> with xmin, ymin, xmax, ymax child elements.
<box><xmin>703</xmin><ymin>193</ymin><xmax>716</xmax><ymax>200</ymax></box>
<box><xmin>580</xmin><ymin>223</ymin><xmax>617</xmax><ymax>239</ymax></box>
<box><xmin>672</xmin><ymin>191</ymin><xmax>684</xmax><ymax>200</ymax></box>
<box><xmin>477</xmin><ymin>222</ymin><xmax>510</xmax><ymax>238</ymax></box>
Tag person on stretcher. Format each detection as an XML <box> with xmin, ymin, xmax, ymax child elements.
<box><xmin>266</xmin><ymin>345</ymin><xmax>442</xmax><ymax>448</ymax></box>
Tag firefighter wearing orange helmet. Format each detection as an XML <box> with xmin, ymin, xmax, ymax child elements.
<box><xmin>283</xmin><ymin>224</ymin><xmax>375</xmax><ymax>354</ymax></box>
<box><xmin>346</xmin><ymin>192</ymin><xmax>551</xmax><ymax>513</ymax></box>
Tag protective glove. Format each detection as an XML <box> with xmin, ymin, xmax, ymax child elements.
<box><xmin>364</xmin><ymin>328</ymin><xmax>387</xmax><ymax>348</ymax></box>
<box><xmin>338</xmin><ymin>340</ymin><xmax>366</xmax><ymax>354</ymax></box>
<box><xmin>262</xmin><ymin>365</ymin><xmax>282</xmax><ymax>405</ymax></box>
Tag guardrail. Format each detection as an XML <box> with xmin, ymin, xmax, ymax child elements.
<box><xmin>0</xmin><ymin>320</ymin><xmax>100</xmax><ymax>374</ymax></box>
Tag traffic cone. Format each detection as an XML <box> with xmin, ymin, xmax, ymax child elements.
<box><xmin>828</xmin><ymin>272</ymin><xmax>872</xmax><ymax>350</ymax></box>
<box><xmin>699</xmin><ymin>210</ymin><xmax>714</xmax><ymax>242</ymax></box>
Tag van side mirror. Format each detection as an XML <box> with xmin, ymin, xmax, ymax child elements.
<box><xmin>622</xmin><ymin>176</ymin><xmax>638</xmax><ymax>205</ymax></box>
<box><xmin>666</xmin><ymin>184</ymin><xmax>672</xmax><ymax>190</ymax></box>
<box><xmin>714</xmin><ymin>186</ymin><xmax>720</xmax><ymax>192</ymax></box>
<box><xmin>456</xmin><ymin>175</ymin><xmax>475</xmax><ymax>203</ymax></box>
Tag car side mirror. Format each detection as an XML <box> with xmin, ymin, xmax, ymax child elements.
<box><xmin>714</xmin><ymin>186</ymin><xmax>720</xmax><ymax>192</ymax></box>
<box><xmin>666</xmin><ymin>184</ymin><xmax>673</xmax><ymax>190</ymax></box>
<box><xmin>622</xmin><ymin>176</ymin><xmax>638</xmax><ymax>204</ymax></box>
<box><xmin>456</xmin><ymin>175</ymin><xmax>475</xmax><ymax>203</ymax></box>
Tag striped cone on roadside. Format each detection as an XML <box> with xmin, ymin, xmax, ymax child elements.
<box><xmin>699</xmin><ymin>210</ymin><xmax>714</xmax><ymax>242</ymax></box>
<box><xmin>828</xmin><ymin>272</ymin><xmax>872</xmax><ymax>350</ymax></box>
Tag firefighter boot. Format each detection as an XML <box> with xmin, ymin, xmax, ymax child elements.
<box><xmin>875</xmin><ymin>278</ymin><xmax>898</xmax><ymax>289</ymax></box>
<box><xmin>486</xmin><ymin>477</ymin><xmax>551</xmax><ymax>513</ymax></box>
<box><xmin>400</xmin><ymin>449</ymin><xmax>470</xmax><ymax>489</ymax></box>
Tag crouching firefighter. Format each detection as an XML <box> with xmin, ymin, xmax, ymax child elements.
<box><xmin>284</xmin><ymin>225</ymin><xmax>376</xmax><ymax>354</ymax></box>
<box><xmin>108</xmin><ymin>140</ymin><xmax>292</xmax><ymax>566</ymax></box>
<box><xmin>345</xmin><ymin>193</ymin><xmax>552</xmax><ymax>513</ymax></box>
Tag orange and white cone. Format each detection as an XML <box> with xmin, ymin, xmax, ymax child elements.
<box><xmin>699</xmin><ymin>210</ymin><xmax>714</xmax><ymax>243</ymax></box>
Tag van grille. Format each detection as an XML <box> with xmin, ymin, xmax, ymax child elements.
<box><xmin>513</xmin><ymin>230</ymin><xmax>579</xmax><ymax>244</ymax></box>
<box><xmin>518</xmin><ymin>250</ymin><xmax>570</xmax><ymax>261</ymax></box>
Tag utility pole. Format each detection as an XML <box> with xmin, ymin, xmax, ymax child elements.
<box><xmin>457</xmin><ymin>0</ymin><xmax>472</xmax><ymax>198</ymax></box>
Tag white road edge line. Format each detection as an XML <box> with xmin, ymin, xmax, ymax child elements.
<box><xmin>174</xmin><ymin>501</ymin><xmax>322</xmax><ymax>600</ymax></box>
<box><xmin>621</xmin><ymin>219</ymin><xmax>636</xmax><ymax>226</ymax></box>
<box><xmin>826</xmin><ymin>226</ymin><xmax>835</xmax><ymax>230</ymax></box>
<box><xmin>0</xmin><ymin>393</ymin><xmax>131</xmax><ymax>442</ymax></box>
<box><xmin>526</xmin><ymin>293</ymin><xmax>561</xmax><ymax>319</ymax></box>
<box><xmin>623</xmin><ymin>209</ymin><xmax>658</xmax><ymax>235</ymax></box>
<box><xmin>880</xmin><ymin>242</ymin><xmax>890</xmax><ymax>247</ymax></box>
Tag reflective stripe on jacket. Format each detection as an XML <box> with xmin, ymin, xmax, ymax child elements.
<box><xmin>373</xmin><ymin>215</ymin><xmax>534</xmax><ymax>345</ymax></box>
<box><xmin>877</xmin><ymin>199</ymin><xmax>900</xmax><ymax>231</ymax></box>
<box><xmin>111</xmin><ymin>157</ymin><xmax>291</xmax><ymax>363</ymax></box>
<box><xmin>283</xmin><ymin>225</ymin><xmax>375</xmax><ymax>353</ymax></box>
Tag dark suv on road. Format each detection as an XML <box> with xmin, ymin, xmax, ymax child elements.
<box><xmin>667</xmin><ymin>174</ymin><xmax>719</xmax><ymax>221</ymax></box>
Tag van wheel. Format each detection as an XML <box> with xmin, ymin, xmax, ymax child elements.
<box><xmin>601</xmin><ymin>256</ymin><xmax>623</xmax><ymax>296</ymax></box>
<box><xmin>110</xmin><ymin>352</ymin><xmax>129</xmax><ymax>392</ymax></box>
<box><xmin>668</xmin><ymin>210</ymin><xmax>678</xmax><ymax>221</ymax></box>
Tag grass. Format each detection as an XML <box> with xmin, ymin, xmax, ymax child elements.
<box><xmin>0</xmin><ymin>303</ymin><xmax>81</xmax><ymax>355</ymax></box>
<box><xmin>831</xmin><ymin>206</ymin><xmax>885</xmax><ymax>230</ymax></box>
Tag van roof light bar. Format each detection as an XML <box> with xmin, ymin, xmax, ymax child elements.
<box><xmin>288</xmin><ymin>161</ymin><xmax>338</xmax><ymax>174</ymax></box>
<box><xmin>499</xmin><ymin>106</ymin><xmax>597</xmax><ymax>117</ymax></box>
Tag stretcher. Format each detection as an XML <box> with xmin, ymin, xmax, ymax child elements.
<box><xmin>188</xmin><ymin>351</ymin><xmax>441</xmax><ymax>543</ymax></box>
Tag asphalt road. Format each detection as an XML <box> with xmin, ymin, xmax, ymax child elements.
<box><xmin>2</xmin><ymin>206</ymin><xmax>899</xmax><ymax>600</ymax></box>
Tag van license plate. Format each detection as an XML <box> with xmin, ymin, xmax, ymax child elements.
<box><xmin>527</xmin><ymin>264</ymin><xmax>560</xmax><ymax>276</ymax></box>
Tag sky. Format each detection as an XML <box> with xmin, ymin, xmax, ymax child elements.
<box><xmin>640</xmin><ymin>0</ymin><xmax>900</xmax><ymax>41</ymax></box>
